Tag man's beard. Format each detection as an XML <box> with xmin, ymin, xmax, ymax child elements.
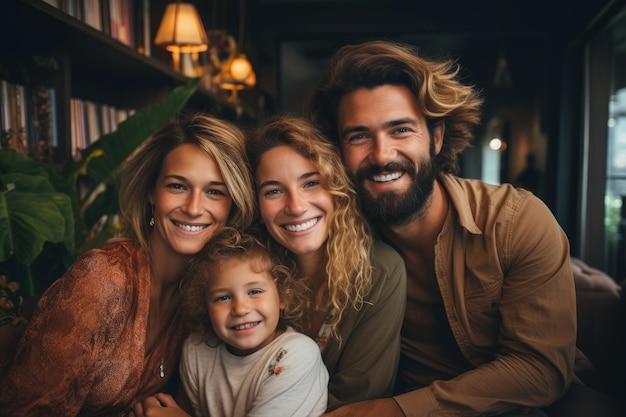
<box><xmin>353</xmin><ymin>153</ymin><xmax>437</xmax><ymax>226</ymax></box>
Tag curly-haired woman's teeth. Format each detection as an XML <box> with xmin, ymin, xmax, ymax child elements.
<box><xmin>284</xmin><ymin>218</ymin><xmax>318</xmax><ymax>232</ymax></box>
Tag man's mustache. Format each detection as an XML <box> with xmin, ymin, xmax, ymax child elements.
<box><xmin>355</xmin><ymin>160</ymin><xmax>415</xmax><ymax>179</ymax></box>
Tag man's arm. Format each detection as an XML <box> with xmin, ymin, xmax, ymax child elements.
<box><xmin>323</xmin><ymin>398</ymin><xmax>404</xmax><ymax>417</ymax></box>
<box><xmin>395</xmin><ymin>194</ymin><xmax>577</xmax><ymax>417</ymax></box>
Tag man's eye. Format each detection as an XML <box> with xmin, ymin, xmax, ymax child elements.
<box><xmin>348</xmin><ymin>133</ymin><xmax>367</xmax><ymax>142</ymax></box>
<box><xmin>249</xmin><ymin>289</ymin><xmax>263</xmax><ymax>296</ymax></box>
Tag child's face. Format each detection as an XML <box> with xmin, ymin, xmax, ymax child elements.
<box><xmin>205</xmin><ymin>257</ymin><xmax>287</xmax><ymax>356</ymax></box>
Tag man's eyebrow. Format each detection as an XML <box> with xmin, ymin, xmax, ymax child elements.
<box><xmin>340</xmin><ymin>124</ymin><xmax>368</xmax><ymax>139</ymax></box>
<box><xmin>340</xmin><ymin>117</ymin><xmax>420</xmax><ymax>138</ymax></box>
<box><xmin>384</xmin><ymin>117</ymin><xmax>420</xmax><ymax>128</ymax></box>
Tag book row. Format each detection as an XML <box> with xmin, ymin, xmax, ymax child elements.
<box><xmin>0</xmin><ymin>79</ymin><xmax>133</xmax><ymax>163</ymax></box>
<box><xmin>41</xmin><ymin>0</ymin><xmax>151</xmax><ymax>56</ymax></box>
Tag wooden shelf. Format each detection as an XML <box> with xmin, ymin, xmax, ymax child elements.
<box><xmin>0</xmin><ymin>0</ymin><xmax>245</xmax><ymax>163</ymax></box>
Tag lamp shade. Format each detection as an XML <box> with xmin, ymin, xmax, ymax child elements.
<box><xmin>154</xmin><ymin>3</ymin><xmax>208</xmax><ymax>53</ymax></box>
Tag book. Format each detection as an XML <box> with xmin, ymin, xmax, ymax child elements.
<box><xmin>41</xmin><ymin>0</ymin><xmax>60</xmax><ymax>8</ymax></box>
<box><xmin>135</xmin><ymin>0</ymin><xmax>151</xmax><ymax>56</ymax></box>
<box><xmin>0</xmin><ymin>80</ymin><xmax>10</xmax><ymax>149</ymax></box>
<box><xmin>28</xmin><ymin>86</ymin><xmax>57</xmax><ymax>162</ymax></box>
<box><xmin>85</xmin><ymin>99</ymin><xmax>102</xmax><ymax>145</ymax></box>
<box><xmin>83</xmin><ymin>0</ymin><xmax>102</xmax><ymax>31</ymax></box>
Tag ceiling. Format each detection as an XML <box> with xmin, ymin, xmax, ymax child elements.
<box><xmin>238</xmin><ymin>0</ymin><xmax>623</xmax><ymax>112</ymax></box>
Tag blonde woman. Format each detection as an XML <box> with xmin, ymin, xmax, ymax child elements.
<box><xmin>0</xmin><ymin>112</ymin><xmax>255</xmax><ymax>417</ymax></box>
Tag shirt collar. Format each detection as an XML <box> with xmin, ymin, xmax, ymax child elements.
<box><xmin>438</xmin><ymin>173</ymin><xmax>482</xmax><ymax>235</ymax></box>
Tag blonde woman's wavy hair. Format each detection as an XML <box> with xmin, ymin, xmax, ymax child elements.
<box><xmin>307</xmin><ymin>39</ymin><xmax>483</xmax><ymax>175</ymax></box>
<box><xmin>246</xmin><ymin>114</ymin><xmax>373</xmax><ymax>337</ymax></box>
<box><xmin>119</xmin><ymin>112</ymin><xmax>256</xmax><ymax>251</ymax></box>
<box><xmin>180</xmin><ymin>226</ymin><xmax>310</xmax><ymax>340</ymax></box>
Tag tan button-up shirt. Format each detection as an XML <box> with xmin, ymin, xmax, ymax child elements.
<box><xmin>394</xmin><ymin>174</ymin><xmax>576</xmax><ymax>416</ymax></box>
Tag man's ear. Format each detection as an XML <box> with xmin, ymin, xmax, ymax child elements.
<box><xmin>434</xmin><ymin>122</ymin><xmax>445</xmax><ymax>155</ymax></box>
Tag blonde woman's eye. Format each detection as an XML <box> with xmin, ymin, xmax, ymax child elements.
<box><xmin>263</xmin><ymin>189</ymin><xmax>281</xmax><ymax>197</ymax></box>
<box><xmin>166</xmin><ymin>183</ymin><xmax>186</xmax><ymax>190</ymax></box>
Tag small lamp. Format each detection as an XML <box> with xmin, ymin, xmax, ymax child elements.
<box><xmin>218</xmin><ymin>53</ymin><xmax>256</xmax><ymax>108</ymax></box>
<box><xmin>219</xmin><ymin>53</ymin><xmax>256</xmax><ymax>90</ymax></box>
<box><xmin>154</xmin><ymin>2</ymin><xmax>208</xmax><ymax>76</ymax></box>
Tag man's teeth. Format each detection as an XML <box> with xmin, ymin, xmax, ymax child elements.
<box><xmin>234</xmin><ymin>322</ymin><xmax>258</xmax><ymax>330</ymax></box>
<box><xmin>174</xmin><ymin>222</ymin><xmax>207</xmax><ymax>232</ymax></box>
<box><xmin>284</xmin><ymin>218</ymin><xmax>318</xmax><ymax>232</ymax></box>
<box><xmin>372</xmin><ymin>172</ymin><xmax>402</xmax><ymax>182</ymax></box>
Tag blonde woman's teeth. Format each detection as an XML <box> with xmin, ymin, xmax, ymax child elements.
<box><xmin>174</xmin><ymin>222</ymin><xmax>206</xmax><ymax>232</ymax></box>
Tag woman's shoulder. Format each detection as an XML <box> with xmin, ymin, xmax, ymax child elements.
<box><xmin>57</xmin><ymin>239</ymin><xmax>148</xmax><ymax>295</ymax></box>
<box><xmin>367</xmin><ymin>241</ymin><xmax>407</xmax><ymax>301</ymax></box>
<box><xmin>371</xmin><ymin>240</ymin><xmax>405</xmax><ymax>272</ymax></box>
<box><xmin>73</xmin><ymin>239</ymin><xmax>146</xmax><ymax>272</ymax></box>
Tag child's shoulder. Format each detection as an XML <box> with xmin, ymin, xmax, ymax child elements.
<box><xmin>275</xmin><ymin>327</ymin><xmax>320</xmax><ymax>356</ymax></box>
<box><xmin>265</xmin><ymin>328</ymin><xmax>324</xmax><ymax>377</ymax></box>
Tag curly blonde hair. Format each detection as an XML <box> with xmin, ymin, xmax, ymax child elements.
<box><xmin>119</xmin><ymin>112</ymin><xmax>256</xmax><ymax>251</ymax></box>
<box><xmin>246</xmin><ymin>114</ymin><xmax>373</xmax><ymax>337</ymax></box>
<box><xmin>180</xmin><ymin>227</ymin><xmax>310</xmax><ymax>339</ymax></box>
<box><xmin>307</xmin><ymin>40</ymin><xmax>483</xmax><ymax>175</ymax></box>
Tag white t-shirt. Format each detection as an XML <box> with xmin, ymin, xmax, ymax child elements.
<box><xmin>180</xmin><ymin>327</ymin><xmax>329</xmax><ymax>417</ymax></box>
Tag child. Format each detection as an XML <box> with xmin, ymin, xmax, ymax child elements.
<box><xmin>135</xmin><ymin>227</ymin><xmax>329</xmax><ymax>417</ymax></box>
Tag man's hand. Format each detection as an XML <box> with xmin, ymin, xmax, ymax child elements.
<box><xmin>129</xmin><ymin>393</ymin><xmax>191</xmax><ymax>417</ymax></box>
<box><xmin>323</xmin><ymin>398</ymin><xmax>405</xmax><ymax>417</ymax></box>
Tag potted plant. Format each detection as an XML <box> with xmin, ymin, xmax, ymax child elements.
<box><xmin>0</xmin><ymin>78</ymin><xmax>200</xmax><ymax>311</ymax></box>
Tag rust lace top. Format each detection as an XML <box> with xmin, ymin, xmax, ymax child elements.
<box><xmin>0</xmin><ymin>240</ymin><xmax>186</xmax><ymax>417</ymax></box>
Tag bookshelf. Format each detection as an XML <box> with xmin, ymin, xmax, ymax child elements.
<box><xmin>0</xmin><ymin>0</ymin><xmax>242</xmax><ymax>165</ymax></box>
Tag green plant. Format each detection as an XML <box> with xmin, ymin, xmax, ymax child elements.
<box><xmin>0</xmin><ymin>78</ymin><xmax>200</xmax><ymax>305</ymax></box>
<box><xmin>0</xmin><ymin>274</ymin><xmax>26</xmax><ymax>327</ymax></box>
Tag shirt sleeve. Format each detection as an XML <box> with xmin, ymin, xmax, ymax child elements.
<box><xmin>327</xmin><ymin>242</ymin><xmax>407</xmax><ymax>410</ymax></box>
<box><xmin>246</xmin><ymin>335</ymin><xmax>329</xmax><ymax>417</ymax></box>
<box><xmin>0</xmin><ymin>249</ymin><xmax>135</xmax><ymax>417</ymax></box>
<box><xmin>395</xmin><ymin>193</ymin><xmax>577</xmax><ymax>416</ymax></box>
<box><xmin>179</xmin><ymin>335</ymin><xmax>204</xmax><ymax>417</ymax></box>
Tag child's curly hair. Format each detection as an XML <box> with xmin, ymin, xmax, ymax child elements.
<box><xmin>180</xmin><ymin>226</ymin><xmax>311</xmax><ymax>339</ymax></box>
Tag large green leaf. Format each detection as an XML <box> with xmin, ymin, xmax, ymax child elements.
<box><xmin>0</xmin><ymin>78</ymin><xmax>200</xmax><ymax>296</ymax></box>
<box><xmin>64</xmin><ymin>78</ymin><xmax>200</xmax><ymax>200</ymax></box>
<box><xmin>0</xmin><ymin>172</ymin><xmax>74</xmax><ymax>264</ymax></box>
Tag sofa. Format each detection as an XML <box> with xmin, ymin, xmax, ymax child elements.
<box><xmin>571</xmin><ymin>257</ymin><xmax>625</xmax><ymax>408</ymax></box>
